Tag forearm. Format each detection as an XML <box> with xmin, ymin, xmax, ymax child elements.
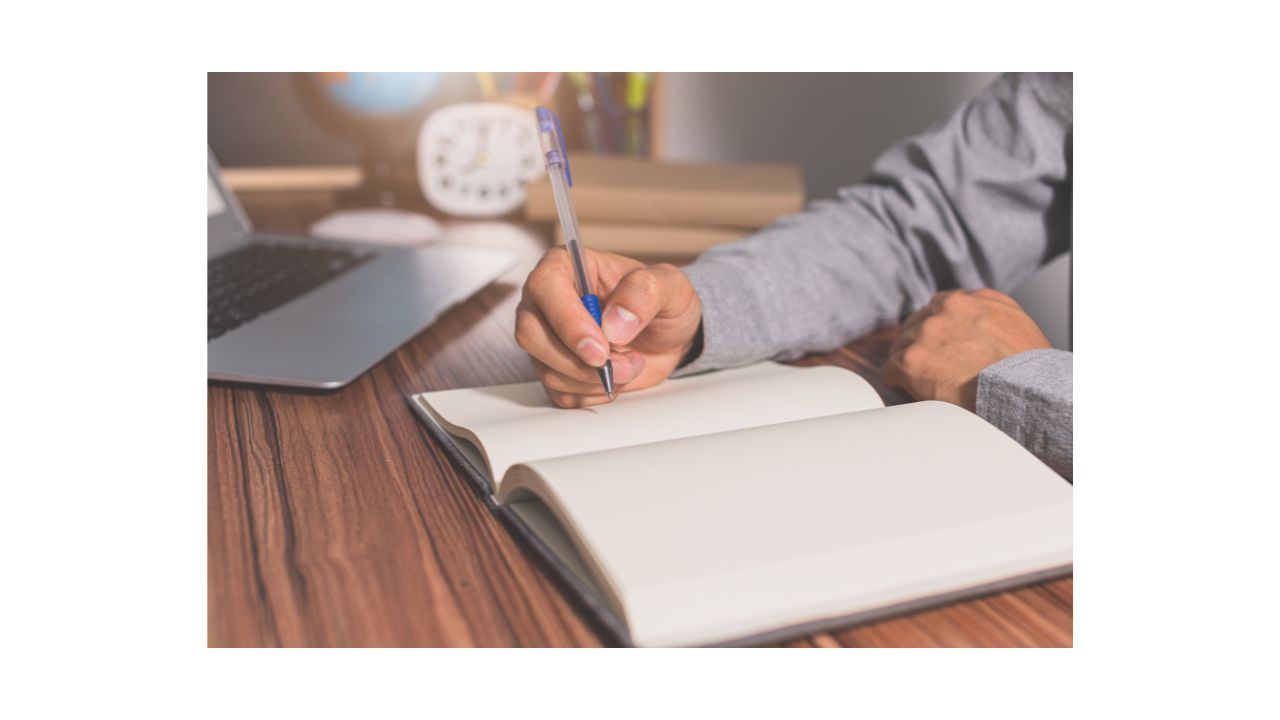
<box><xmin>675</xmin><ymin>72</ymin><xmax>1072</xmax><ymax>376</ymax></box>
<box><xmin>678</xmin><ymin>198</ymin><xmax>932</xmax><ymax>373</ymax></box>
<box><xmin>976</xmin><ymin>349</ymin><xmax>1073</xmax><ymax>480</ymax></box>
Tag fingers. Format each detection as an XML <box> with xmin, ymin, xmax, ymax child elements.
<box><xmin>516</xmin><ymin>299</ymin><xmax>605</xmax><ymax>381</ymax></box>
<box><xmin>881</xmin><ymin>353</ymin><xmax>908</xmax><ymax>394</ymax></box>
<box><xmin>516</xmin><ymin>250</ymin><xmax>692</xmax><ymax>408</ymax></box>
<box><xmin>888</xmin><ymin>319</ymin><xmax>921</xmax><ymax>357</ymax></box>
<box><xmin>532</xmin><ymin>353</ymin><xmax>645</xmax><ymax>395</ymax></box>
<box><xmin>601</xmin><ymin>264</ymin><xmax>694</xmax><ymax>345</ymax></box>
<box><xmin>882</xmin><ymin>343</ymin><xmax>926</xmax><ymax>399</ymax></box>
<box><xmin>533</xmin><ymin>353</ymin><xmax>646</xmax><ymax>408</ymax></box>
<box><xmin>899</xmin><ymin>289</ymin><xmax>1010</xmax><ymax>340</ymax></box>
<box><xmin>522</xmin><ymin>249</ymin><xmax>610</xmax><ymax>368</ymax></box>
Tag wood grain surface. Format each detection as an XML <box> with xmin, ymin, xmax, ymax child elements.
<box><xmin>208</xmin><ymin>192</ymin><xmax>1072</xmax><ymax>647</ymax></box>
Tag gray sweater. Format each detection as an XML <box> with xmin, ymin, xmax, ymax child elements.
<box><xmin>676</xmin><ymin>72</ymin><xmax>1073</xmax><ymax>479</ymax></box>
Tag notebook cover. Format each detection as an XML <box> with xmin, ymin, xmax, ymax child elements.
<box><xmin>406</xmin><ymin>393</ymin><xmax>1072</xmax><ymax>648</ymax></box>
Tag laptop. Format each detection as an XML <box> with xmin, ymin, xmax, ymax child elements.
<box><xmin>208</xmin><ymin>151</ymin><xmax>517</xmax><ymax>389</ymax></box>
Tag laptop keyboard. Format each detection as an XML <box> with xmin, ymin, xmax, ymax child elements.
<box><xmin>208</xmin><ymin>242</ymin><xmax>377</xmax><ymax>341</ymax></box>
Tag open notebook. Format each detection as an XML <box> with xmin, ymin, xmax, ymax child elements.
<box><xmin>408</xmin><ymin>362</ymin><xmax>1072</xmax><ymax>647</ymax></box>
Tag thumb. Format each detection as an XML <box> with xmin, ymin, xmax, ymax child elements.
<box><xmin>601</xmin><ymin>264</ymin><xmax>692</xmax><ymax>346</ymax></box>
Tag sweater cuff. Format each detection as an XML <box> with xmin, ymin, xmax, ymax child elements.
<box><xmin>670</xmin><ymin>260</ymin><xmax>766</xmax><ymax>377</ymax></box>
<box><xmin>976</xmin><ymin>348</ymin><xmax>1074</xmax><ymax>480</ymax></box>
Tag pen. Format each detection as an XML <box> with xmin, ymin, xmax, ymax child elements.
<box><xmin>535</xmin><ymin>106</ymin><xmax>615</xmax><ymax>401</ymax></box>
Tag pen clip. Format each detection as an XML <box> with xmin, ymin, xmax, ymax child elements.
<box><xmin>552</xmin><ymin>110</ymin><xmax>572</xmax><ymax>187</ymax></box>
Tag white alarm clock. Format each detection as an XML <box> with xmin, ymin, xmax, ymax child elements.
<box><xmin>417</xmin><ymin>102</ymin><xmax>543</xmax><ymax>217</ymax></box>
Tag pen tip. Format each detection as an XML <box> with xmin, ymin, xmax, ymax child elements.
<box><xmin>599</xmin><ymin>361</ymin><xmax>615</xmax><ymax>402</ymax></box>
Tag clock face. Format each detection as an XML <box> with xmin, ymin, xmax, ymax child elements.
<box><xmin>417</xmin><ymin>102</ymin><xmax>543</xmax><ymax>217</ymax></box>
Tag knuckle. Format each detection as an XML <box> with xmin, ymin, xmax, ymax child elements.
<box><xmin>528</xmin><ymin>250</ymin><xmax>566</xmax><ymax>285</ymax></box>
<box><xmin>526</xmin><ymin>264</ymin><xmax>553</xmax><ymax>289</ymax></box>
<box><xmin>626</xmin><ymin>268</ymin><xmax>661</xmax><ymax>297</ymax></box>
<box><xmin>539</xmin><ymin>246</ymin><xmax>569</xmax><ymax>266</ymax></box>
<box><xmin>902</xmin><ymin>345</ymin><xmax>928</xmax><ymax>369</ymax></box>
<box><xmin>513</xmin><ymin>311</ymin><xmax>539</xmax><ymax>350</ymax></box>
<box><xmin>920</xmin><ymin>315</ymin><xmax>944</xmax><ymax>336</ymax></box>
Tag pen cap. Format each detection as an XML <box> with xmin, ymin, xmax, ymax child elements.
<box><xmin>535</xmin><ymin>106</ymin><xmax>572</xmax><ymax>187</ymax></box>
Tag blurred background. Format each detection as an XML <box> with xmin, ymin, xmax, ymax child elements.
<box><xmin>208</xmin><ymin>72</ymin><xmax>1069</xmax><ymax>349</ymax></box>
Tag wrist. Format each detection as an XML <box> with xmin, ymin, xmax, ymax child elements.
<box><xmin>676</xmin><ymin>320</ymin><xmax>705</xmax><ymax>370</ymax></box>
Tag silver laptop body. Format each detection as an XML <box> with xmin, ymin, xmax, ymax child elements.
<box><xmin>207</xmin><ymin>151</ymin><xmax>516</xmax><ymax>389</ymax></box>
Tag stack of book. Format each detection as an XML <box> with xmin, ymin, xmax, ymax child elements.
<box><xmin>525</xmin><ymin>155</ymin><xmax>806</xmax><ymax>264</ymax></box>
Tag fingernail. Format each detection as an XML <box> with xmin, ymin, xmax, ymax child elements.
<box><xmin>611</xmin><ymin>354</ymin><xmax>637</xmax><ymax>384</ymax></box>
<box><xmin>603</xmin><ymin>306</ymin><xmax>639</xmax><ymax>344</ymax></box>
<box><xmin>577</xmin><ymin>337</ymin><xmax>608</xmax><ymax>367</ymax></box>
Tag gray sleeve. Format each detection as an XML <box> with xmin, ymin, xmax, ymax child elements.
<box><xmin>976</xmin><ymin>349</ymin><xmax>1073</xmax><ymax>480</ymax></box>
<box><xmin>675</xmin><ymin>72</ymin><xmax>1072</xmax><ymax>376</ymax></box>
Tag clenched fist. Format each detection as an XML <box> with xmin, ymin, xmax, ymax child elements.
<box><xmin>515</xmin><ymin>247</ymin><xmax>702</xmax><ymax>408</ymax></box>
<box><xmin>883</xmin><ymin>289</ymin><xmax>1051</xmax><ymax>410</ymax></box>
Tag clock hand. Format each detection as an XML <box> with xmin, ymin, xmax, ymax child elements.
<box><xmin>459</xmin><ymin>138</ymin><xmax>483</xmax><ymax>175</ymax></box>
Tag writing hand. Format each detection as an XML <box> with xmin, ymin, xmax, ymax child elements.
<box><xmin>515</xmin><ymin>247</ymin><xmax>702</xmax><ymax>407</ymax></box>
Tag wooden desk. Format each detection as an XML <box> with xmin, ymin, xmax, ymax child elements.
<box><xmin>208</xmin><ymin>192</ymin><xmax>1073</xmax><ymax>647</ymax></box>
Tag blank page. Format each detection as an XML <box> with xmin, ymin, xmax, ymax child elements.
<box><xmin>413</xmin><ymin>362</ymin><xmax>884</xmax><ymax>491</ymax></box>
<box><xmin>500</xmin><ymin>401</ymin><xmax>1072</xmax><ymax>647</ymax></box>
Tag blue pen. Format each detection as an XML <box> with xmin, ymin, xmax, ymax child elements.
<box><xmin>535</xmin><ymin>106</ymin><xmax>615</xmax><ymax>401</ymax></box>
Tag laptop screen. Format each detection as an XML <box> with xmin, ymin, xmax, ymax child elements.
<box><xmin>208</xmin><ymin>152</ymin><xmax>250</xmax><ymax>258</ymax></box>
<box><xmin>208</xmin><ymin>177</ymin><xmax>226</xmax><ymax>218</ymax></box>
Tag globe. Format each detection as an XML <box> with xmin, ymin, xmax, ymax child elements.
<box><xmin>318</xmin><ymin>72</ymin><xmax>443</xmax><ymax>117</ymax></box>
<box><xmin>296</xmin><ymin>72</ymin><xmax>446</xmax><ymax>208</ymax></box>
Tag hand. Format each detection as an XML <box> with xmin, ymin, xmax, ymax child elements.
<box><xmin>882</xmin><ymin>289</ymin><xmax>1050</xmax><ymax>411</ymax></box>
<box><xmin>515</xmin><ymin>247</ymin><xmax>702</xmax><ymax>407</ymax></box>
